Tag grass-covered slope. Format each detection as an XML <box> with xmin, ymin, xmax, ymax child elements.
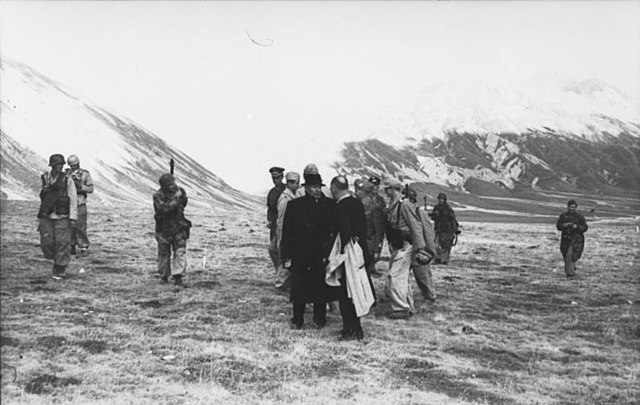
<box><xmin>1</xmin><ymin>200</ymin><xmax>638</xmax><ymax>404</ymax></box>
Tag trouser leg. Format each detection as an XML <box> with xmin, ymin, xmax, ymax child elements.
<box><xmin>338</xmin><ymin>282</ymin><xmax>361</xmax><ymax>333</ymax></box>
<box><xmin>53</xmin><ymin>219</ymin><xmax>71</xmax><ymax>269</ymax></box>
<box><xmin>292</xmin><ymin>301</ymin><xmax>305</xmax><ymax>326</ymax></box>
<box><xmin>313</xmin><ymin>301</ymin><xmax>327</xmax><ymax>325</ymax></box>
<box><xmin>268</xmin><ymin>230</ymin><xmax>279</xmax><ymax>270</ymax></box>
<box><xmin>436</xmin><ymin>233</ymin><xmax>453</xmax><ymax>263</ymax></box>
<box><xmin>564</xmin><ymin>244</ymin><xmax>575</xmax><ymax>276</ymax></box>
<box><xmin>412</xmin><ymin>263</ymin><xmax>436</xmax><ymax>300</ymax></box>
<box><xmin>76</xmin><ymin>204</ymin><xmax>89</xmax><ymax>248</ymax></box>
<box><xmin>172</xmin><ymin>238</ymin><xmax>187</xmax><ymax>277</ymax></box>
<box><xmin>156</xmin><ymin>234</ymin><xmax>172</xmax><ymax>278</ymax></box>
<box><xmin>441</xmin><ymin>247</ymin><xmax>451</xmax><ymax>264</ymax></box>
<box><xmin>39</xmin><ymin>218</ymin><xmax>55</xmax><ymax>260</ymax></box>
<box><xmin>386</xmin><ymin>243</ymin><xmax>415</xmax><ymax>313</ymax></box>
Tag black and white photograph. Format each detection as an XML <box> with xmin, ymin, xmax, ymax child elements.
<box><xmin>1</xmin><ymin>1</ymin><xmax>639</xmax><ymax>404</ymax></box>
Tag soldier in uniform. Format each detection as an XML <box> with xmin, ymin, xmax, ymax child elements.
<box><xmin>153</xmin><ymin>173</ymin><xmax>191</xmax><ymax>286</ymax></box>
<box><xmin>65</xmin><ymin>155</ymin><xmax>94</xmax><ymax>255</ymax></box>
<box><xmin>354</xmin><ymin>179</ymin><xmax>384</xmax><ymax>276</ymax></box>
<box><xmin>38</xmin><ymin>154</ymin><xmax>78</xmax><ymax>279</ymax></box>
<box><xmin>267</xmin><ymin>167</ymin><xmax>286</xmax><ymax>271</ymax></box>
<box><xmin>556</xmin><ymin>200</ymin><xmax>588</xmax><ymax>278</ymax></box>
<box><xmin>274</xmin><ymin>171</ymin><xmax>303</xmax><ymax>290</ymax></box>
<box><xmin>383</xmin><ymin>179</ymin><xmax>430</xmax><ymax>319</ymax></box>
<box><xmin>429</xmin><ymin>193</ymin><xmax>460</xmax><ymax>265</ymax></box>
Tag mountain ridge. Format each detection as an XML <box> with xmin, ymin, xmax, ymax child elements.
<box><xmin>0</xmin><ymin>57</ymin><xmax>260</xmax><ymax>211</ymax></box>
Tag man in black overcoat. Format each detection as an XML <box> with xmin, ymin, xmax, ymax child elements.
<box><xmin>330</xmin><ymin>176</ymin><xmax>370</xmax><ymax>340</ymax></box>
<box><xmin>281</xmin><ymin>173</ymin><xmax>337</xmax><ymax>329</ymax></box>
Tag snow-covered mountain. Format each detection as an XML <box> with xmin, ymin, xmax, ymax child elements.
<box><xmin>336</xmin><ymin>77</ymin><xmax>640</xmax><ymax>196</ymax></box>
<box><xmin>0</xmin><ymin>58</ymin><xmax>259</xmax><ymax>210</ymax></box>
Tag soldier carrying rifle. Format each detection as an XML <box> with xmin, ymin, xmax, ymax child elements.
<box><xmin>153</xmin><ymin>172</ymin><xmax>191</xmax><ymax>286</ymax></box>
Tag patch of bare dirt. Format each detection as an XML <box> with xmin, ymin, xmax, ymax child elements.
<box><xmin>0</xmin><ymin>336</ymin><xmax>19</xmax><ymax>347</ymax></box>
<box><xmin>24</xmin><ymin>374</ymin><xmax>81</xmax><ymax>395</ymax></box>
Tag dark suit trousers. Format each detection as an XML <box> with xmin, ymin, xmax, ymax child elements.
<box><xmin>292</xmin><ymin>301</ymin><xmax>327</xmax><ymax>326</ymax></box>
<box><xmin>338</xmin><ymin>274</ymin><xmax>362</xmax><ymax>333</ymax></box>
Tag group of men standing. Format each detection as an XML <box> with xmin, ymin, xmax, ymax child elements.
<box><xmin>265</xmin><ymin>165</ymin><xmax>463</xmax><ymax>339</ymax></box>
<box><xmin>37</xmin><ymin>154</ymin><xmax>93</xmax><ymax>279</ymax></box>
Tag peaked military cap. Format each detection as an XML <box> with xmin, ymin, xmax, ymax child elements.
<box><xmin>369</xmin><ymin>176</ymin><xmax>381</xmax><ymax>186</ymax></box>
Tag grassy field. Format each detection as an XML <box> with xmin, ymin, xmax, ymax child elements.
<box><xmin>1</xmin><ymin>200</ymin><xmax>639</xmax><ymax>404</ymax></box>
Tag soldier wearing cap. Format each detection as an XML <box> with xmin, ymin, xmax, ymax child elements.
<box><xmin>354</xmin><ymin>178</ymin><xmax>385</xmax><ymax>276</ymax></box>
<box><xmin>267</xmin><ymin>166</ymin><xmax>286</xmax><ymax>270</ymax></box>
<box><xmin>153</xmin><ymin>173</ymin><xmax>191</xmax><ymax>286</ymax></box>
<box><xmin>65</xmin><ymin>154</ymin><xmax>94</xmax><ymax>255</ymax></box>
<box><xmin>382</xmin><ymin>179</ymin><xmax>429</xmax><ymax>319</ymax></box>
<box><xmin>274</xmin><ymin>171</ymin><xmax>304</xmax><ymax>290</ymax></box>
<box><xmin>369</xmin><ymin>176</ymin><xmax>387</xmax><ymax>215</ymax></box>
<box><xmin>38</xmin><ymin>154</ymin><xmax>78</xmax><ymax>279</ymax></box>
<box><xmin>429</xmin><ymin>192</ymin><xmax>460</xmax><ymax>265</ymax></box>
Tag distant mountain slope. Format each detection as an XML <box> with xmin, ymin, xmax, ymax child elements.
<box><xmin>0</xmin><ymin>57</ymin><xmax>259</xmax><ymax>210</ymax></box>
<box><xmin>336</xmin><ymin>78</ymin><xmax>640</xmax><ymax>197</ymax></box>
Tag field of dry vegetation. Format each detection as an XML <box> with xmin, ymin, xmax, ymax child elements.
<box><xmin>1</xmin><ymin>199</ymin><xmax>638</xmax><ymax>405</ymax></box>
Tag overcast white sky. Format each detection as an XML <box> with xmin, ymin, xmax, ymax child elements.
<box><xmin>1</xmin><ymin>1</ymin><xmax>639</xmax><ymax>193</ymax></box>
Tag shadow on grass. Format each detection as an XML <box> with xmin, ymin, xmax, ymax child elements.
<box><xmin>24</xmin><ymin>374</ymin><xmax>81</xmax><ymax>395</ymax></box>
<box><xmin>392</xmin><ymin>357</ymin><xmax>515</xmax><ymax>405</ymax></box>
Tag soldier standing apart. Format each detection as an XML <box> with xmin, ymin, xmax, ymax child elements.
<box><xmin>369</xmin><ymin>176</ymin><xmax>387</xmax><ymax>216</ymax></box>
<box><xmin>65</xmin><ymin>155</ymin><xmax>94</xmax><ymax>255</ymax></box>
<box><xmin>429</xmin><ymin>193</ymin><xmax>460</xmax><ymax>265</ymax></box>
<box><xmin>274</xmin><ymin>171</ymin><xmax>303</xmax><ymax>291</ymax></box>
<box><xmin>281</xmin><ymin>173</ymin><xmax>337</xmax><ymax>329</ymax></box>
<box><xmin>383</xmin><ymin>180</ymin><xmax>428</xmax><ymax>319</ymax></box>
<box><xmin>556</xmin><ymin>200</ymin><xmax>588</xmax><ymax>278</ymax></box>
<box><xmin>331</xmin><ymin>176</ymin><xmax>369</xmax><ymax>340</ymax></box>
<box><xmin>267</xmin><ymin>167</ymin><xmax>286</xmax><ymax>271</ymax></box>
<box><xmin>38</xmin><ymin>154</ymin><xmax>78</xmax><ymax>279</ymax></box>
<box><xmin>354</xmin><ymin>179</ymin><xmax>385</xmax><ymax>276</ymax></box>
<box><xmin>153</xmin><ymin>173</ymin><xmax>191</xmax><ymax>286</ymax></box>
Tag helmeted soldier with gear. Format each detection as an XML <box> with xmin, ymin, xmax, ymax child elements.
<box><xmin>65</xmin><ymin>154</ymin><xmax>94</xmax><ymax>255</ymax></box>
<box><xmin>38</xmin><ymin>154</ymin><xmax>78</xmax><ymax>279</ymax></box>
<box><xmin>153</xmin><ymin>173</ymin><xmax>191</xmax><ymax>286</ymax></box>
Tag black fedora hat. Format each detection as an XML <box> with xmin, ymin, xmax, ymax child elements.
<box><xmin>303</xmin><ymin>173</ymin><xmax>324</xmax><ymax>186</ymax></box>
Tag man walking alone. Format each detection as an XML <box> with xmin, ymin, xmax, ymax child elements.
<box><xmin>153</xmin><ymin>173</ymin><xmax>191</xmax><ymax>286</ymax></box>
<box><xmin>429</xmin><ymin>193</ymin><xmax>460</xmax><ymax>265</ymax></box>
<box><xmin>556</xmin><ymin>200</ymin><xmax>588</xmax><ymax>278</ymax></box>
